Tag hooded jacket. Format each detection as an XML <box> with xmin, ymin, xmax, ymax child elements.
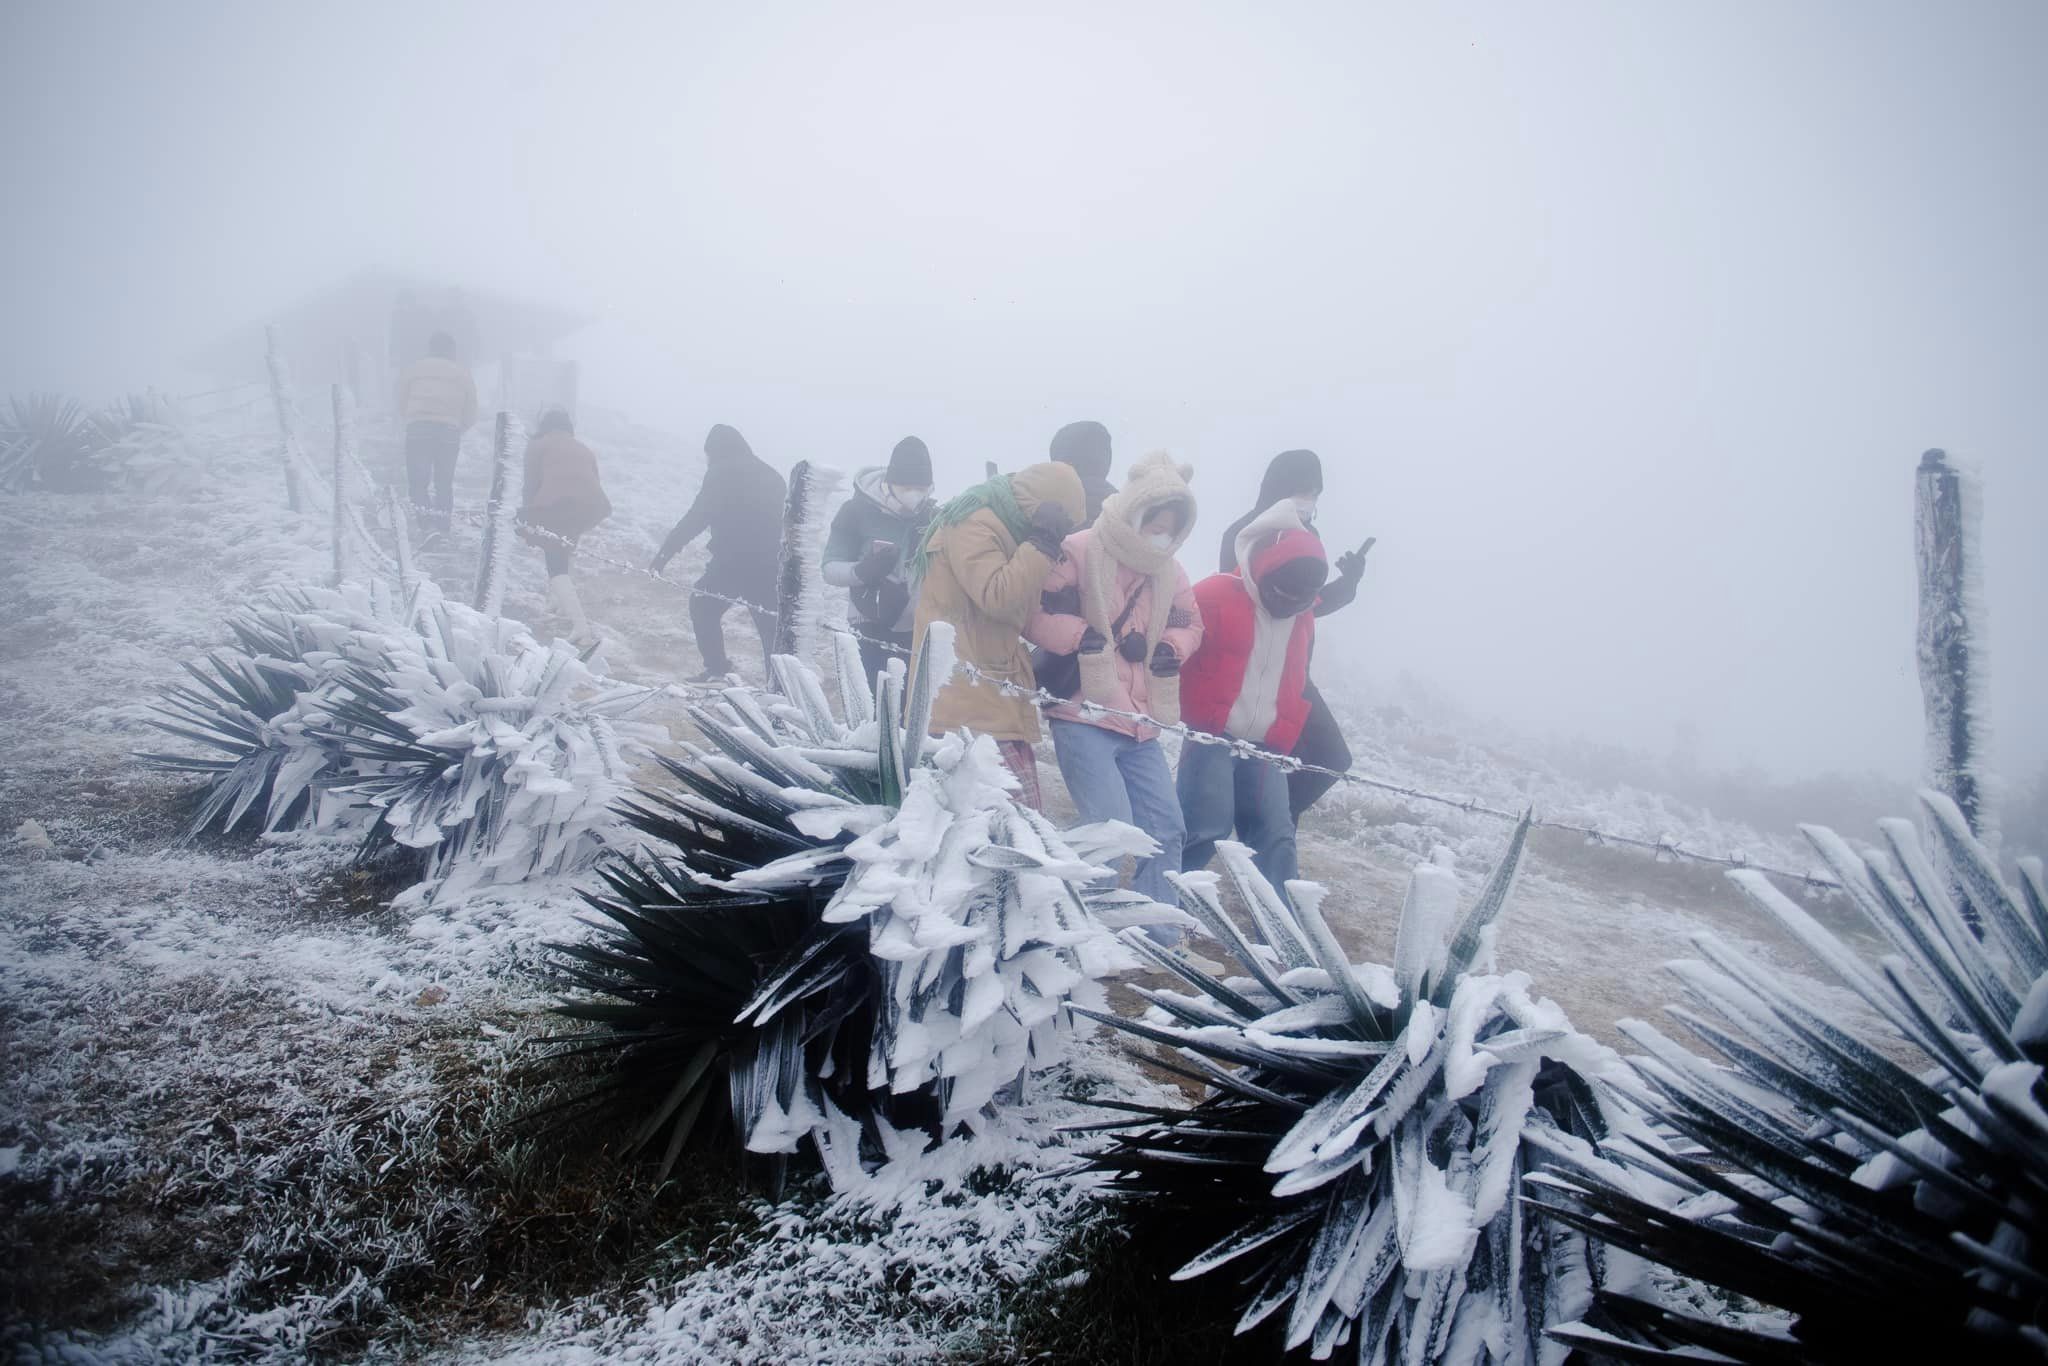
<box><xmin>914</xmin><ymin>462</ymin><xmax>1086</xmax><ymax>741</ymax></box>
<box><xmin>394</xmin><ymin>356</ymin><xmax>478</xmax><ymax>430</ymax></box>
<box><xmin>1026</xmin><ymin>452</ymin><xmax>1202</xmax><ymax>740</ymax></box>
<box><xmin>655</xmin><ymin>425</ymin><xmax>786</xmax><ymax>571</ymax></box>
<box><xmin>822</xmin><ymin>468</ymin><xmax>937</xmax><ymax>631</ymax></box>
<box><xmin>1181</xmin><ymin>501</ymin><xmax>1325</xmax><ymax>753</ymax></box>
<box><xmin>1218</xmin><ymin>448</ymin><xmax>1359</xmax><ymax>617</ymax></box>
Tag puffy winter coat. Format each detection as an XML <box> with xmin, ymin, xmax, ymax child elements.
<box><xmin>395</xmin><ymin>356</ymin><xmax>478</xmax><ymax>429</ymax></box>
<box><xmin>822</xmin><ymin>468</ymin><xmax>936</xmax><ymax>632</ymax></box>
<box><xmin>1025</xmin><ymin>453</ymin><xmax>1203</xmax><ymax>741</ymax></box>
<box><xmin>520</xmin><ymin>430</ymin><xmax>611</xmax><ymax>540</ymax></box>
<box><xmin>914</xmin><ymin>462</ymin><xmax>1085</xmax><ymax>742</ymax></box>
<box><xmin>655</xmin><ymin>425</ymin><xmax>786</xmax><ymax>572</ymax></box>
<box><xmin>1181</xmin><ymin>503</ymin><xmax>1321</xmax><ymax>753</ymax></box>
<box><xmin>1026</xmin><ymin>531</ymin><xmax>1201</xmax><ymax>742</ymax></box>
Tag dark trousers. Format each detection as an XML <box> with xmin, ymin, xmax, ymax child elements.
<box><xmin>542</xmin><ymin>544</ymin><xmax>572</xmax><ymax>576</ymax></box>
<box><xmin>1287</xmin><ymin>682</ymin><xmax>1352</xmax><ymax>822</ymax></box>
<box><xmin>855</xmin><ymin>626</ymin><xmax>914</xmax><ymax>693</ymax></box>
<box><xmin>404</xmin><ymin>421</ymin><xmax>460</xmax><ymax>534</ymax></box>
<box><xmin>691</xmin><ymin>558</ymin><xmax>777</xmax><ymax>676</ymax></box>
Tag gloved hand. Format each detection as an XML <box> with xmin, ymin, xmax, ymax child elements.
<box><xmin>1025</xmin><ymin>500</ymin><xmax>1074</xmax><ymax>557</ymax></box>
<box><xmin>855</xmin><ymin>541</ymin><xmax>900</xmax><ymax>584</ymax></box>
<box><xmin>1118</xmin><ymin>632</ymin><xmax>1148</xmax><ymax>664</ymax></box>
<box><xmin>1149</xmin><ymin>641</ymin><xmax>1180</xmax><ymax>676</ymax></box>
<box><xmin>1040</xmin><ymin>585</ymin><xmax>1082</xmax><ymax>617</ymax></box>
<box><xmin>1079</xmin><ymin>626</ymin><xmax>1108</xmax><ymax>654</ymax></box>
<box><xmin>1334</xmin><ymin>536</ymin><xmax>1376</xmax><ymax>583</ymax></box>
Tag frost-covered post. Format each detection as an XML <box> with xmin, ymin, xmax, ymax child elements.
<box><xmin>1915</xmin><ymin>450</ymin><xmax>1990</xmax><ymax>831</ymax></box>
<box><xmin>473</xmin><ymin>411</ymin><xmax>519</xmax><ymax>616</ymax></box>
<box><xmin>385</xmin><ymin>486</ymin><xmax>418</xmax><ymax>600</ymax></box>
<box><xmin>1915</xmin><ymin>448</ymin><xmax>1993</xmax><ymax>927</ymax></box>
<box><xmin>770</xmin><ymin>460</ymin><xmax>843</xmax><ymax>672</ymax></box>
<box><xmin>330</xmin><ymin>384</ymin><xmax>354</xmax><ymax>587</ymax></box>
<box><xmin>264</xmin><ymin>324</ymin><xmax>304</xmax><ymax>513</ymax></box>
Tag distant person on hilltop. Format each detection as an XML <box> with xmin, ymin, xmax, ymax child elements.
<box><xmin>1049</xmin><ymin>420</ymin><xmax>1117</xmax><ymax>527</ymax></box>
<box><xmin>822</xmin><ymin>436</ymin><xmax>938</xmax><ymax>686</ymax></box>
<box><xmin>1219</xmin><ymin>448</ymin><xmax>1373</xmax><ymax>823</ymax></box>
<box><xmin>393</xmin><ymin>331</ymin><xmax>478</xmax><ymax>540</ymax></box>
<box><xmin>518</xmin><ymin>409</ymin><xmax>610</xmax><ymax>650</ymax></box>
<box><xmin>1180</xmin><ymin>503</ymin><xmax>1329</xmax><ymax>903</ymax></box>
<box><xmin>652</xmin><ymin>424</ymin><xmax>785</xmax><ymax>683</ymax></box>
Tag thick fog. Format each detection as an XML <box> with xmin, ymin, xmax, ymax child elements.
<box><xmin>4</xmin><ymin>0</ymin><xmax>2043</xmax><ymax>791</ymax></box>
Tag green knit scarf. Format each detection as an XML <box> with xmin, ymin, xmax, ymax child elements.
<box><xmin>908</xmin><ymin>474</ymin><xmax>1033</xmax><ymax>580</ymax></box>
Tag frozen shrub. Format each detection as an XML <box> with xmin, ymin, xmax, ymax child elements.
<box><xmin>1534</xmin><ymin>794</ymin><xmax>2048</xmax><ymax>1364</ymax></box>
<box><xmin>145</xmin><ymin>579</ymin><xmax>660</xmax><ymax>901</ymax></box>
<box><xmin>1081</xmin><ymin>822</ymin><xmax>1650</xmax><ymax>1363</ymax></box>
<box><xmin>548</xmin><ymin>627</ymin><xmax>1179</xmax><ymax>1188</ymax></box>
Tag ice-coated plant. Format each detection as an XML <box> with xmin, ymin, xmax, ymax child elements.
<box><xmin>1</xmin><ymin>389</ymin><xmax>196</xmax><ymax>492</ymax></box>
<box><xmin>1532</xmin><ymin>794</ymin><xmax>2048</xmax><ymax>1364</ymax></box>
<box><xmin>549</xmin><ymin>625</ymin><xmax>1177</xmax><ymax>1187</ymax></box>
<box><xmin>1081</xmin><ymin>821</ymin><xmax>1645</xmax><ymax>1363</ymax></box>
<box><xmin>145</xmin><ymin>579</ymin><xmax>660</xmax><ymax>901</ymax></box>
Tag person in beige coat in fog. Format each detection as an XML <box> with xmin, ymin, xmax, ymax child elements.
<box><xmin>909</xmin><ymin>461</ymin><xmax>1085</xmax><ymax>809</ymax></box>
<box><xmin>394</xmin><ymin>330</ymin><xmax>478</xmax><ymax>540</ymax></box>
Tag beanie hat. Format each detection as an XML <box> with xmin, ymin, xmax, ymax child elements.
<box><xmin>887</xmin><ymin>436</ymin><xmax>932</xmax><ymax>486</ymax></box>
<box><xmin>1256</xmin><ymin>449</ymin><xmax>1323</xmax><ymax>508</ymax></box>
<box><xmin>1049</xmin><ymin>420</ymin><xmax>1112</xmax><ymax>480</ymax></box>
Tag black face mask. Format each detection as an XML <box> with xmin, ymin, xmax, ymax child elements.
<box><xmin>1257</xmin><ymin>559</ymin><xmax>1325</xmax><ymax>618</ymax></box>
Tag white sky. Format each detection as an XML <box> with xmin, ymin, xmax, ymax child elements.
<box><xmin>3</xmin><ymin>0</ymin><xmax>2043</xmax><ymax>785</ymax></box>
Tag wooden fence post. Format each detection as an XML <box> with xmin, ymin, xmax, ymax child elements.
<box><xmin>265</xmin><ymin>324</ymin><xmax>303</xmax><ymax>512</ymax></box>
<box><xmin>473</xmin><ymin>412</ymin><xmax>517</xmax><ymax>615</ymax></box>
<box><xmin>331</xmin><ymin>384</ymin><xmax>354</xmax><ymax>587</ymax></box>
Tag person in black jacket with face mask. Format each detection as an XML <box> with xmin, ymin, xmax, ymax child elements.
<box><xmin>1218</xmin><ymin>448</ymin><xmax>1375</xmax><ymax>823</ymax></box>
<box><xmin>652</xmin><ymin>424</ymin><xmax>786</xmax><ymax>682</ymax></box>
<box><xmin>821</xmin><ymin>436</ymin><xmax>939</xmax><ymax>685</ymax></box>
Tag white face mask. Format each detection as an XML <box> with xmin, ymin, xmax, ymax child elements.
<box><xmin>1146</xmin><ymin>532</ymin><xmax>1175</xmax><ymax>553</ymax></box>
<box><xmin>1291</xmin><ymin>496</ymin><xmax>1319</xmax><ymax>526</ymax></box>
<box><xmin>888</xmin><ymin>485</ymin><xmax>929</xmax><ymax>513</ymax></box>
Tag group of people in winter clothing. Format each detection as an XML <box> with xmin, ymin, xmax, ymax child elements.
<box><xmin>384</xmin><ymin>342</ymin><xmax>1370</xmax><ymax>934</ymax></box>
<box><xmin>875</xmin><ymin>428</ymin><xmax>1368</xmax><ymax>933</ymax></box>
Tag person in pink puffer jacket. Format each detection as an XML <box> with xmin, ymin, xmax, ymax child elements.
<box><xmin>1026</xmin><ymin>452</ymin><xmax>1203</xmax><ymax>925</ymax></box>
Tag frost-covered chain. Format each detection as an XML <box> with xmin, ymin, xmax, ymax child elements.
<box><xmin>401</xmin><ymin>496</ymin><xmax>1841</xmax><ymax>892</ymax></box>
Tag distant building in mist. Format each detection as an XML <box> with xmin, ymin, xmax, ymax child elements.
<box><xmin>188</xmin><ymin>268</ymin><xmax>588</xmax><ymax>418</ymax></box>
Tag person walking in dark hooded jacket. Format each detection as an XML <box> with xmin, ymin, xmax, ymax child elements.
<box><xmin>652</xmin><ymin>424</ymin><xmax>785</xmax><ymax>682</ymax></box>
<box><xmin>822</xmin><ymin>436</ymin><xmax>938</xmax><ymax>686</ymax></box>
<box><xmin>1218</xmin><ymin>449</ymin><xmax>1374</xmax><ymax>823</ymax></box>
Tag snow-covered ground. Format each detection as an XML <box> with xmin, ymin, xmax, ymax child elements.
<box><xmin>2</xmin><ymin>392</ymin><xmax>1891</xmax><ymax>1361</ymax></box>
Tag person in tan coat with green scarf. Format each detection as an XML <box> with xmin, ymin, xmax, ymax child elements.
<box><xmin>910</xmin><ymin>461</ymin><xmax>1085</xmax><ymax>809</ymax></box>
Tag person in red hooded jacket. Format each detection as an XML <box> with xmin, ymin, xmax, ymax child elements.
<box><xmin>1177</xmin><ymin>500</ymin><xmax>1327</xmax><ymax>900</ymax></box>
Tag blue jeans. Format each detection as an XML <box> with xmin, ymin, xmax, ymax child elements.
<box><xmin>1177</xmin><ymin>738</ymin><xmax>1298</xmax><ymax>905</ymax></box>
<box><xmin>1048</xmin><ymin>720</ymin><xmax>1185</xmax><ymax>916</ymax></box>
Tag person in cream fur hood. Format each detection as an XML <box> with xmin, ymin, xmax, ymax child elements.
<box><xmin>1026</xmin><ymin>452</ymin><xmax>1203</xmax><ymax>932</ymax></box>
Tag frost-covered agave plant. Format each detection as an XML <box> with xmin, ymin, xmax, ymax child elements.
<box><xmin>0</xmin><ymin>391</ymin><xmax>112</xmax><ymax>492</ymax></box>
<box><xmin>1081</xmin><ymin>821</ymin><xmax>1644</xmax><ymax>1363</ymax></box>
<box><xmin>549</xmin><ymin>625</ymin><xmax>1175</xmax><ymax>1187</ymax></box>
<box><xmin>146</xmin><ymin>580</ymin><xmax>660</xmax><ymax>901</ymax></box>
<box><xmin>1533</xmin><ymin>794</ymin><xmax>2048</xmax><ymax>1365</ymax></box>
